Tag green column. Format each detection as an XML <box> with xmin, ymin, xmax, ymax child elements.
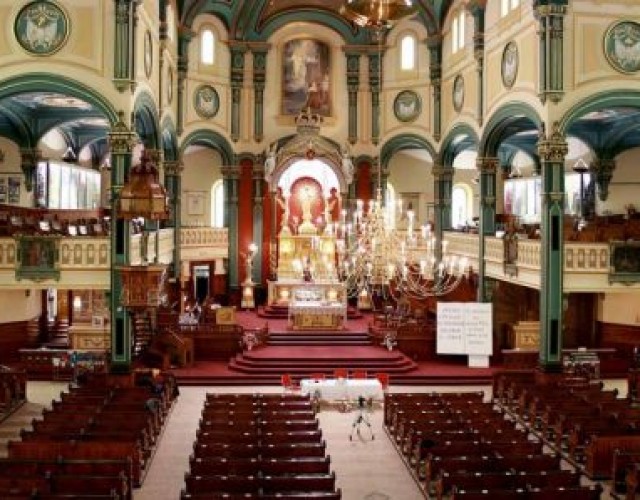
<box><xmin>476</xmin><ymin>157</ymin><xmax>499</xmax><ymax>302</ymax></box>
<box><xmin>251</xmin><ymin>46</ymin><xmax>269</xmax><ymax>143</ymax></box>
<box><xmin>113</xmin><ymin>0</ymin><xmax>139</xmax><ymax>92</ymax></box>
<box><xmin>230</xmin><ymin>44</ymin><xmax>247</xmax><ymax>143</ymax></box>
<box><xmin>432</xmin><ymin>161</ymin><xmax>453</xmax><ymax>259</ymax></box>
<box><xmin>176</xmin><ymin>29</ymin><xmax>193</xmax><ymax>136</ymax></box>
<box><xmin>591</xmin><ymin>158</ymin><xmax>615</xmax><ymax>202</ymax></box>
<box><xmin>164</xmin><ymin>160</ymin><xmax>183</xmax><ymax>280</ymax></box>
<box><xmin>469</xmin><ymin>2</ymin><xmax>485</xmax><ymax>125</ymax></box>
<box><xmin>222</xmin><ymin>165</ymin><xmax>240</xmax><ymax>289</ymax></box>
<box><xmin>427</xmin><ymin>35</ymin><xmax>443</xmax><ymax>141</ymax></box>
<box><xmin>537</xmin><ymin>123</ymin><xmax>568</xmax><ymax>371</ymax></box>
<box><xmin>368</xmin><ymin>51</ymin><xmax>383</xmax><ymax>145</ymax></box>
<box><xmin>345</xmin><ymin>51</ymin><xmax>361</xmax><ymax>144</ymax></box>
<box><xmin>252</xmin><ymin>163</ymin><xmax>264</xmax><ymax>283</ymax></box>
<box><xmin>108</xmin><ymin>112</ymin><xmax>137</xmax><ymax>373</ymax></box>
<box><xmin>20</xmin><ymin>148</ymin><xmax>40</xmax><ymax>195</ymax></box>
<box><xmin>535</xmin><ymin>2</ymin><xmax>568</xmax><ymax>104</ymax></box>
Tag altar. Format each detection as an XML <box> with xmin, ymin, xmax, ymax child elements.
<box><xmin>287</xmin><ymin>283</ymin><xmax>347</xmax><ymax>331</ymax></box>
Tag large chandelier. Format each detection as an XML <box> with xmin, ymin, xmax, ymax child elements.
<box><xmin>337</xmin><ymin>0</ymin><xmax>469</xmax><ymax>301</ymax></box>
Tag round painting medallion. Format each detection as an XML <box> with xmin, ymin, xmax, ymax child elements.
<box><xmin>393</xmin><ymin>90</ymin><xmax>422</xmax><ymax>123</ymax></box>
<box><xmin>501</xmin><ymin>41</ymin><xmax>519</xmax><ymax>89</ymax></box>
<box><xmin>452</xmin><ymin>74</ymin><xmax>464</xmax><ymax>113</ymax></box>
<box><xmin>604</xmin><ymin>20</ymin><xmax>640</xmax><ymax>74</ymax></box>
<box><xmin>14</xmin><ymin>1</ymin><xmax>69</xmax><ymax>56</ymax></box>
<box><xmin>194</xmin><ymin>85</ymin><xmax>220</xmax><ymax>119</ymax></box>
<box><xmin>144</xmin><ymin>30</ymin><xmax>153</xmax><ymax>78</ymax></box>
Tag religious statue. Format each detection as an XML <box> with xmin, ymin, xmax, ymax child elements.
<box><xmin>325</xmin><ymin>187</ymin><xmax>340</xmax><ymax>225</ymax></box>
<box><xmin>264</xmin><ymin>143</ymin><xmax>278</xmax><ymax>183</ymax></box>
<box><xmin>340</xmin><ymin>143</ymin><xmax>354</xmax><ymax>184</ymax></box>
<box><xmin>298</xmin><ymin>185</ymin><xmax>318</xmax><ymax>234</ymax></box>
<box><xmin>275</xmin><ymin>187</ymin><xmax>291</xmax><ymax>235</ymax></box>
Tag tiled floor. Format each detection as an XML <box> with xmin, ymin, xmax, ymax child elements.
<box><xmin>1</xmin><ymin>380</ymin><xmax>625</xmax><ymax>499</ymax></box>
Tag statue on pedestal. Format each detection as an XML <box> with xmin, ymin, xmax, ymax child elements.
<box><xmin>275</xmin><ymin>187</ymin><xmax>291</xmax><ymax>235</ymax></box>
<box><xmin>298</xmin><ymin>185</ymin><xmax>318</xmax><ymax>235</ymax></box>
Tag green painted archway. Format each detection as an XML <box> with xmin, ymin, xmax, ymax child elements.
<box><xmin>180</xmin><ymin>129</ymin><xmax>234</xmax><ymax>166</ymax></box>
<box><xmin>558</xmin><ymin>90</ymin><xmax>640</xmax><ymax>135</ymax></box>
<box><xmin>479</xmin><ymin>102</ymin><xmax>542</xmax><ymax>157</ymax></box>
<box><xmin>380</xmin><ymin>133</ymin><xmax>437</xmax><ymax>169</ymax></box>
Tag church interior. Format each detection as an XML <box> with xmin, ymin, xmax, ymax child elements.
<box><xmin>1</xmin><ymin>0</ymin><xmax>640</xmax><ymax>498</ymax></box>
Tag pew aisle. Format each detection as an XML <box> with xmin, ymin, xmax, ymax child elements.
<box><xmin>0</xmin><ymin>381</ymin><xmax>68</xmax><ymax>457</ymax></box>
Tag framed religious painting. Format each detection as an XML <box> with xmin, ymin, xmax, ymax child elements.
<box><xmin>502</xmin><ymin>41</ymin><xmax>519</xmax><ymax>89</ymax></box>
<box><xmin>144</xmin><ymin>30</ymin><xmax>153</xmax><ymax>78</ymax></box>
<box><xmin>452</xmin><ymin>74</ymin><xmax>464</xmax><ymax>113</ymax></box>
<box><xmin>604</xmin><ymin>21</ymin><xmax>640</xmax><ymax>74</ymax></box>
<box><xmin>14</xmin><ymin>1</ymin><xmax>69</xmax><ymax>56</ymax></box>
<box><xmin>186</xmin><ymin>191</ymin><xmax>206</xmax><ymax>216</ymax></box>
<box><xmin>282</xmin><ymin>39</ymin><xmax>331</xmax><ymax>116</ymax></box>
<box><xmin>193</xmin><ymin>84</ymin><xmax>220</xmax><ymax>119</ymax></box>
<box><xmin>394</xmin><ymin>90</ymin><xmax>421</xmax><ymax>122</ymax></box>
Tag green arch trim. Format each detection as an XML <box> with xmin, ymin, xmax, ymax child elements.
<box><xmin>247</xmin><ymin>10</ymin><xmax>366</xmax><ymax>44</ymax></box>
<box><xmin>439</xmin><ymin>123</ymin><xmax>479</xmax><ymax>166</ymax></box>
<box><xmin>559</xmin><ymin>89</ymin><xmax>640</xmax><ymax>135</ymax></box>
<box><xmin>180</xmin><ymin>129</ymin><xmax>234</xmax><ymax>166</ymax></box>
<box><xmin>133</xmin><ymin>91</ymin><xmax>160</xmax><ymax>149</ymax></box>
<box><xmin>0</xmin><ymin>103</ymin><xmax>34</xmax><ymax>147</ymax></box>
<box><xmin>380</xmin><ymin>133</ymin><xmax>436</xmax><ymax>169</ymax></box>
<box><xmin>0</xmin><ymin>73</ymin><xmax>119</xmax><ymax>125</ymax></box>
<box><xmin>160</xmin><ymin>116</ymin><xmax>178</xmax><ymax>161</ymax></box>
<box><xmin>479</xmin><ymin>102</ymin><xmax>542</xmax><ymax>157</ymax></box>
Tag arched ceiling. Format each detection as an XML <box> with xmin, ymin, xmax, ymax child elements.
<box><xmin>178</xmin><ymin>0</ymin><xmax>447</xmax><ymax>41</ymax></box>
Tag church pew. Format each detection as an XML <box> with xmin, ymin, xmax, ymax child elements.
<box><xmin>201</xmin><ymin>408</ymin><xmax>316</xmax><ymax>420</ymax></box>
<box><xmin>199</xmin><ymin>419</ymin><xmax>320</xmax><ymax>432</ymax></box>
<box><xmin>260</xmin><ymin>472</ymin><xmax>336</xmax><ymax>493</ymax></box>
<box><xmin>188</xmin><ymin>456</ymin><xmax>331</xmax><ymax>476</ymax></box>
<box><xmin>584</xmin><ymin>435</ymin><xmax>640</xmax><ymax>478</ymax></box>
<box><xmin>193</xmin><ymin>442</ymin><xmax>327</xmax><ymax>459</ymax></box>
<box><xmin>612</xmin><ymin>449</ymin><xmax>640</xmax><ymax>495</ymax></box>
<box><xmin>196</xmin><ymin>429</ymin><xmax>323</xmax><ymax>445</ymax></box>
<box><xmin>180</xmin><ymin>492</ymin><xmax>342</xmax><ymax>500</ymax></box>
<box><xmin>183</xmin><ymin>474</ymin><xmax>260</xmax><ymax>495</ymax></box>
<box><xmin>7</xmin><ymin>441</ymin><xmax>144</xmax><ymax>487</ymax></box>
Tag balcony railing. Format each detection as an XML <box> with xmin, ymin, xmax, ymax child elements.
<box><xmin>180</xmin><ymin>227</ymin><xmax>229</xmax><ymax>261</ymax></box>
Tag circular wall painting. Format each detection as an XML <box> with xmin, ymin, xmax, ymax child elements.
<box><xmin>501</xmin><ymin>41</ymin><xmax>519</xmax><ymax>89</ymax></box>
<box><xmin>194</xmin><ymin>85</ymin><xmax>220</xmax><ymax>119</ymax></box>
<box><xmin>452</xmin><ymin>74</ymin><xmax>464</xmax><ymax>113</ymax></box>
<box><xmin>604</xmin><ymin>20</ymin><xmax>640</xmax><ymax>74</ymax></box>
<box><xmin>144</xmin><ymin>30</ymin><xmax>153</xmax><ymax>78</ymax></box>
<box><xmin>393</xmin><ymin>90</ymin><xmax>422</xmax><ymax>122</ymax></box>
<box><xmin>14</xmin><ymin>1</ymin><xmax>69</xmax><ymax>56</ymax></box>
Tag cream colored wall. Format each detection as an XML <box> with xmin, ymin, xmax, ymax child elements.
<box><xmin>0</xmin><ymin>290</ymin><xmax>41</xmax><ymax>323</ymax></box>
<box><xmin>0</xmin><ymin>136</ymin><xmax>32</xmax><ymax>207</ymax></box>
<box><xmin>598</xmin><ymin>147</ymin><xmax>640</xmax><ymax>214</ymax></box>
<box><xmin>598</xmin><ymin>293</ymin><xmax>640</xmax><ymax>326</ymax></box>
<box><xmin>181</xmin><ymin>146</ymin><xmax>223</xmax><ymax>227</ymax></box>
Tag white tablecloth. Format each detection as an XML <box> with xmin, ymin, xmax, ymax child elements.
<box><xmin>288</xmin><ymin>301</ymin><xmax>347</xmax><ymax>316</ymax></box>
<box><xmin>300</xmin><ymin>378</ymin><xmax>383</xmax><ymax>401</ymax></box>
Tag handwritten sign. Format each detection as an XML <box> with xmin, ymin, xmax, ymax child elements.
<box><xmin>437</xmin><ymin>302</ymin><xmax>493</xmax><ymax>356</ymax></box>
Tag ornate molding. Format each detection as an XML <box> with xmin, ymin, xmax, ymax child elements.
<box><xmin>537</xmin><ymin>122</ymin><xmax>568</xmax><ymax>162</ymax></box>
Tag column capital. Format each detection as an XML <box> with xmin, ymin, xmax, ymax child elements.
<box><xmin>431</xmin><ymin>163</ymin><xmax>453</xmax><ymax>180</ymax></box>
<box><xmin>221</xmin><ymin>165</ymin><xmax>241</xmax><ymax>179</ymax></box>
<box><xmin>537</xmin><ymin>122</ymin><xmax>568</xmax><ymax>162</ymax></box>
<box><xmin>591</xmin><ymin>158</ymin><xmax>616</xmax><ymax>202</ymax></box>
<box><xmin>476</xmin><ymin>156</ymin><xmax>499</xmax><ymax>174</ymax></box>
<box><xmin>108</xmin><ymin>111</ymin><xmax>137</xmax><ymax>154</ymax></box>
<box><xmin>164</xmin><ymin>160</ymin><xmax>183</xmax><ymax>176</ymax></box>
<box><xmin>252</xmin><ymin>164</ymin><xmax>265</xmax><ymax>179</ymax></box>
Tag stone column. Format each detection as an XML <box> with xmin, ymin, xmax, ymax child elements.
<box><xmin>469</xmin><ymin>1</ymin><xmax>485</xmax><ymax>125</ymax></box>
<box><xmin>368</xmin><ymin>51</ymin><xmax>383</xmax><ymax>145</ymax></box>
<box><xmin>113</xmin><ymin>0</ymin><xmax>140</xmax><ymax>92</ymax></box>
<box><xmin>176</xmin><ymin>28</ymin><xmax>193</xmax><ymax>136</ymax></box>
<box><xmin>432</xmin><ymin>161</ymin><xmax>453</xmax><ymax>259</ymax></box>
<box><xmin>427</xmin><ymin>35</ymin><xmax>443</xmax><ymax>141</ymax></box>
<box><xmin>108</xmin><ymin>112</ymin><xmax>137</xmax><ymax>373</ymax></box>
<box><xmin>222</xmin><ymin>165</ymin><xmax>241</xmax><ymax>288</ymax></box>
<box><xmin>537</xmin><ymin>123</ymin><xmax>568</xmax><ymax>371</ymax></box>
<box><xmin>230</xmin><ymin>44</ymin><xmax>247</xmax><ymax>142</ymax></box>
<box><xmin>535</xmin><ymin>2</ymin><xmax>568</xmax><ymax>104</ymax></box>
<box><xmin>252</xmin><ymin>164</ymin><xmax>264</xmax><ymax>283</ymax></box>
<box><xmin>345</xmin><ymin>51</ymin><xmax>361</xmax><ymax>144</ymax></box>
<box><xmin>164</xmin><ymin>159</ymin><xmax>183</xmax><ymax>279</ymax></box>
<box><xmin>476</xmin><ymin>157</ymin><xmax>499</xmax><ymax>302</ymax></box>
<box><xmin>251</xmin><ymin>45</ymin><xmax>269</xmax><ymax>143</ymax></box>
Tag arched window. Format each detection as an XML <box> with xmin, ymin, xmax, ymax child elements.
<box><xmin>452</xmin><ymin>184</ymin><xmax>471</xmax><ymax>228</ymax></box>
<box><xmin>201</xmin><ymin>29</ymin><xmax>215</xmax><ymax>65</ymax></box>
<box><xmin>400</xmin><ymin>34</ymin><xmax>416</xmax><ymax>70</ymax></box>
<box><xmin>452</xmin><ymin>11</ymin><xmax>465</xmax><ymax>53</ymax></box>
<box><xmin>502</xmin><ymin>0</ymin><xmax>520</xmax><ymax>16</ymax></box>
<box><xmin>211</xmin><ymin>180</ymin><xmax>224</xmax><ymax>227</ymax></box>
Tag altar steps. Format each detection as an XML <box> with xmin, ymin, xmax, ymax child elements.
<box><xmin>228</xmin><ymin>345</ymin><xmax>418</xmax><ymax>377</ymax></box>
<box><xmin>267</xmin><ymin>332</ymin><xmax>370</xmax><ymax>346</ymax></box>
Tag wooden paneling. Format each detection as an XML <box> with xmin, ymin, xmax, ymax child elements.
<box><xmin>0</xmin><ymin>320</ymin><xmax>31</xmax><ymax>364</ymax></box>
<box><xmin>599</xmin><ymin>322</ymin><xmax>640</xmax><ymax>359</ymax></box>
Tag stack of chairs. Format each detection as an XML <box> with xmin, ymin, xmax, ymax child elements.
<box><xmin>0</xmin><ymin>373</ymin><xmax>178</xmax><ymax>498</ymax></box>
<box><xmin>181</xmin><ymin>393</ymin><xmax>342</xmax><ymax>499</ymax></box>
